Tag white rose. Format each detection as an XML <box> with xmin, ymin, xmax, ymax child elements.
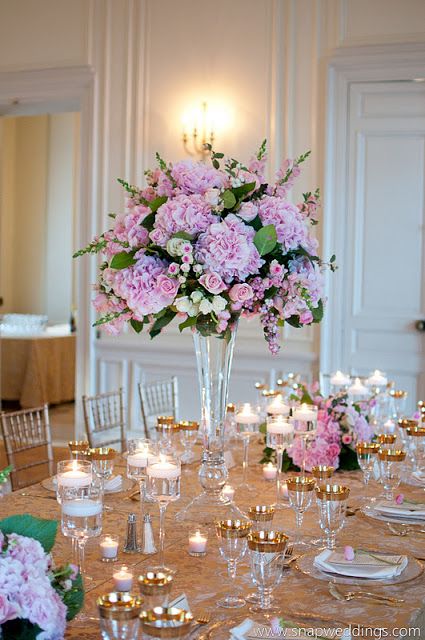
<box><xmin>193</xmin><ymin>264</ymin><xmax>203</xmax><ymax>274</ymax></box>
<box><xmin>191</xmin><ymin>290</ymin><xmax>203</xmax><ymax>303</ymax></box>
<box><xmin>212</xmin><ymin>295</ymin><xmax>227</xmax><ymax>312</ymax></box>
<box><xmin>166</xmin><ymin>237</ymin><xmax>185</xmax><ymax>257</ymax></box>
<box><xmin>181</xmin><ymin>263</ymin><xmax>190</xmax><ymax>273</ymax></box>
<box><xmin>199</xmin><ymin>299</ymin><xmax>213</xmax><ymax>315</ymax></box>
<box><xmin>204</xmin><ymin>188</ymin><xmax>220</xmax><ymax>207</ymax></box>
<box><xmin>175</xmin><ymin>296</ymin><xmax>191</xmax><ymax>313</ymax></box>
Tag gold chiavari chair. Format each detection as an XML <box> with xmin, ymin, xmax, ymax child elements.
<box><xmin>138</xmin><ymin>377</ymin><xmax>179</xmax><ymax>438</ymax></box>
<box><xmin>82</xmin><ymin>388</ymin><xmax>126</xmax><ymax>450</ymax></box>
<box><xmin>0</xmin><ymin>404</ymin><xmax>54</xmax><ymax>490</ymax></box>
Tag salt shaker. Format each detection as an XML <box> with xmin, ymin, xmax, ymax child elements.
<box><xmin>123</xmin><ymin>513</ymin><xmax>140</xmax><ymax>553</ymax></box>
<box><xmin>142</xmin><ymin>514</ymin><xmax>157</xmax><ymax>555</ymax></box>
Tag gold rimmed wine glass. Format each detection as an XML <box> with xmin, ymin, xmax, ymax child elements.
<box><xmin>247</xmin><ymin>530</ymin><xmax>288</xmax><ymax>614</ymax></box>
<box><xmin>287</xmin><ymin>476</ymin><xmax>315</xmax><ymax>549</ymax></box>
<box><xmin>378</xmin><ymin>449</ymin><xmax>406</xmax><ymax>500</ymax></box>
<box><xmin>68</xmin><ymin>440</ymin><xmax>90</xmax><ymax>460</ymax></box>
<box><xmin>316</xmin><ymin>483</ymin><xmax>350</xmax><ymax>550</ymax></box>
<box><xmin>86</xmin><ymin>447</ymin><xmax>116</xmax><ymax>491</ymax></box>
<box><xmin>215</xmin><ymin>519</ymin><xmax>251</xmax><ymax>609</ymax></box>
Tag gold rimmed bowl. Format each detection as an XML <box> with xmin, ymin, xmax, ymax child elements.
<box><xmin>138</xmin><ymin>570</ymin><xmax>173</xmax><ymax>596</ymax></box>
<box><xmin>356</xmin><ymin>441</ymin><xmax>380</xmax><ymax>455</ymax></box>
<box><xmin>139</xmin><ymin>607</ymin><xmax>193</xmax><ymax>638</ymax></box>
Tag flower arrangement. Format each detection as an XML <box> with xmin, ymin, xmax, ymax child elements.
<box><xmin>0</xmin><ymin>465</ymin><xmax>12</xmax><ymax>490</ymax></box>
<box><xmin>0</xmin><ymin>514</ymin><xmax>83</xmax><ymax>640</ymax></box>
<box><xmin>75</xmin><ymin>141</ymin><xmax>335</xmax><ymax>352</ymax></box>
<box><xmin>262</xmin><ymin>384</ymin><xmax>374</xmax><ymax>471</ymax></box>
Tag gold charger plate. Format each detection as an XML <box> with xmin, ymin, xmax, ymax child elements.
<box><xmin>294</xmin><ymin>548</ymin><xmax>423</xmax><ymax>586</ymax></box>
<box><xmin>41</xmin><ymin>475</ymin><xmax>134</xmax><ymax>495</ymax></box>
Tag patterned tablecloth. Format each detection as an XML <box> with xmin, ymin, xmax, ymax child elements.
<box><xmin>2</xmin><ymin>446</ymin><xmax>425</xmax><ymax>639</ymax></box>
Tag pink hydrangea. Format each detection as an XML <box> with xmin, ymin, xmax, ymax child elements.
<box><xmin>258</xmin><ymin>196</ymin><xmax>308</xmax><ymax>251</ymax></box>
<box><xmin>16</xmin><ymin>580</ymin><xmax>66</xmax><ymax>640</ymax></box>
<box><xmin>171</xmin><ymin>159</ymin><xmax>227</xmax><ymax>195</ymax></box>
<box><xmin>111</xmin><ymin>252</ymin><xmax>179</xmax><ymax>318</ymax></box>
<box><xmin>152</xmin><ymin>194</ymin><xmax>218</xmax><ymax>245</ymax></box>
<box><xmin>195</xmin><ymin>214</ymin><xmax>264</xmax><ymax>282</ymax></box>
<box><xmin>0</xmin><ymin>591</ymin><xmax>17</xmax><ymax>624</ymax></box>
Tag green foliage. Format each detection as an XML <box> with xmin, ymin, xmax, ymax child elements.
<box><xmin>110</xmin><ymin>251</ymin><xmax>137</xmax><ymax>270</ymax></box>
<box><xmin>93</xmin><ymin>309</ymin><xmax>129</xmax><ymax>327</ymax></box>
<box><xmin>311</xmin><ymin>299</ymin><xmax>324</xmax><ymax>323</ymax></box>
<box><xmin>0</xmin><ymin>465</ymin><xmax>12</xmax><ymax>484</ymax></box>
<box><xmin>232</xmin><ymin>181</ymin><xmax>256</xmax><ymax>201</ymax></box>
<box><xmin>149</xmin><ymin>310</ymin><xmax>176</xmax><ymax>339</ymax></box>
<box><xmin>178</xmin><ymin>316</ymin><xmax>197</xmax><ymax>332</ymax></box>
<box><xmin>257</xmin><ymin>139</ymin><xmax>267</xmax><ymax>160</ymax></box>
<box><xmin>254</xmin><ymin>225</ymin><xmax>277</xmax><ymax>256</ymax></box>
<box><xmin>172</xmin><ymin>231</ymin><xmax>193</xmax><ymax>240</ymax></box>
<box><xmin>222</xmin><ymin>190</ymin><xmax>237</xmax><ymax>209</ymax></box>
<box><xmin>130</xmin><ymin>319</ymin><xmax>144</xmax><ymax>333</ymax></box>
<box><xmin>149</xmin><ymin>195</ymin><xmax>167</xmax><ymax>213</ymax></box>
<box><xmin>339</xmin><ymin>445</ymin><xmax>360</xmax><ymax>470</ymax></box>
<box><xmin>0</xmin><ymin>515</ymin><xmax>57</xmax><ymax>553</ymax></box>
<box><xmin>73</xmin><ymin>236</ymin><xmax>106</xmax><ymax>258</ymax></box>
<box><xmin>63</xmin><ymin>572</ymin><xmax>84</xmax><ymax>621</ymax></box>
<box><xmin>2</xmin><ymin>619</ymin><xmax>42</xmax><ymax>640</ymax></box>
<box><xmin>117</xmin><ymin>177</ymin><xmax>139</xmax><ymax>197</ymax></box>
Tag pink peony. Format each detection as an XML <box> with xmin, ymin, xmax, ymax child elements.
<box><xmin>195</xmin><ymin>214</ymin><xmax>264</xmax><ymax>282</ymax></box>
<box><xmin>152</xmin><ymin>194</ymin><xmax>218</xmax><ymax>245</ymax></box>
<box><xmin>229</xmin><ymin>283</ymin><xmax>254</xmax><ymax>303</ymax></box>
<box><xmin>237</xmin><ymin>202</ymin><xmax>258</xmax><ymax>222</ymax></box>
<box><xmin>171</xmin><ymin>159</ymin><xmax>226</xmax><ymax>195</ymax></box>
<box><xmin>199</xmin><ymin>272</ymin><xmax>227</xmax><ymax>294</ymax></box>
<box><xmin>258</xmin><ymin>196</ymin><xmax>308</xmax><ymax>252</ymax></box>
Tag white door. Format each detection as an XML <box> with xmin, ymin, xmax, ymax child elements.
<box><xmin>327</xmin><ymin>79</ymin><xmax>425</xmax><ymax>412</ymax></box>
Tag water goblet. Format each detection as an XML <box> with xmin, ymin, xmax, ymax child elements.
<box><xmin>291</xmin><ymin>404</ymin><xmax>318</xmax><ymax>475</ymax></box>
<box><xmin>247</xmin><ymin>530</ymin><xmax>288</xmax><ymax>614</ymax></box>
<box><xmin>378</xmin><ymin>449</ymin><xmax>406</xmax><ymax>500</ymax></box>
<box><xmin>178</xmin><ymin>421</ymin><xmax>199</xmax><ymax>464</ymax></box>
<box><xmin>311</xmin><ymin>465</ymin><xmax>334</xmax><ymax>484</ymax></box>
<box><xmin>406</xmin><ymin>426</ymin><xmax>425</xmax><ymax>472</ymax></box>
<box><xmin>398</xmin><ymin>418</ymin><xmax>417</xmax><ymax>450</ymax></box>
<box><xmin>316</xmin><ymin>484</ymin><xmax>350</xmax><ymax>550</ymax></box>
<box><xmin>235</xmin><ymin>403</ymin><xmax>260</xmax><ymax>490</ymax></box>
<box><xmin>376</xmin><ymin>433</ymin><xmax>396</xmax><ymax>450</ymax></box>
<box><xmin>61</xmin><ymin>481</ymin><xmax>103</xmax><ymax>584</ymax></box>
<box><xmin>146</xmin><ymin>453</ymin><xmax>181</xmax><ymax>569</ymax></box>
<box><xmin>388</xmin><ymin>390</ymin><xmax>408</xmax><ymax>420</ymax></box>
<box><xmin>68</xmin><ymin>440</ymin><xmax>90</xmax><ymax>460</ymax></box>
<box><xmin>97</xmin><ymin>592</ymin><xmax>142</xmax><ymax>640</ymax></box>
<box><xmin>286</xmin><ymin>476</ymin><xmax>315</xmax><ymax>549</ymax></box>
<box><xmin>215</xmin><ymin>519</ymin><xmax>251</xmax><ymax>609</ymax></box>
<box><xmin>87</xmin><ymin>447</ymin><xmax>116</xmax><ymax>491</ymax></box>
<box><xmin>139</xmin><ymin>607</ymin><xmax>193</xmax><ymax>639</ymax></box>
<box><xmin>156</xmin><ymin>416</ymin><xmax>175</xmax><ymax>452</ymax></box>
<box><xmin>247</xmin><ymin>505</ymin><xmax>275</xmax><ymax>533</ymax></box>
<box><xmin>355</xmin><ymin>442</ymin><xmax>380</xmax><ymax>497</ymax></box>
<box><xmin>266</xmin><ymin>416</ymin><xmax>294</xmax><ymax>508</ymax></box>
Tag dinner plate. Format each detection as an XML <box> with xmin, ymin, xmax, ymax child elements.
<box><xmin>360</xmin><ymin>504</ymin><xmax>425</xmax><ymax>526</ymax></box>
<box><xmin>41</xmin><ymin>475</ymin><xmax>134</xmax><ymax>494</ymax></box>
<box><xmin>295</xmin><ymin>549</ymin><xmax>423</xmax><ymax>585</ymax></box>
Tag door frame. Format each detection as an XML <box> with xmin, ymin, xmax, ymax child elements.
<box><xmin>320</xmin><ymin>43</ymin><xmax>425</xmax><ymax>375</ymax></box>
<box><xmin>0</xmin><ymin>66</ymin><xmax>97</xmax><ymax>433</ymax></box>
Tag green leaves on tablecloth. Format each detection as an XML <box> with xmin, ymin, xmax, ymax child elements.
<box><xmin>0</xmin><ymin>514</ymin><xmax>57</xmax><ymax>552</ymax></box>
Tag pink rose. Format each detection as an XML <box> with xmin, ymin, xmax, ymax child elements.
<box><xmin>395</xmin><ymin>493</ymin><xmax>404</xmax><ymax>505</ymax></box>
<box><xmin>199</xmin><ymin>272</ymin><xmax>227</xmax><ymax>294</ymax></box>
<box><xmin>156</xmin><ymin>275</ymin><xmax>179</xmax><ymax>299</ymax></box>
<box><xmin>168</xmin><ymin>263</ymin><xmax>179</xmax><ymax>275</ymax></box>
<box><xmin>344</xmin><ymin>545</ymin><xmax>355</xmax><ymax>561</ymax></box>
<box><xmin>229</xmin><ymin>283</ymin><xmax>254</xmax><ymax>303</ymax></box>
<box><xmin>342</xmin><ymin>434</ymin><xmax>352</xmax><ymax>445</ymax></box>
<box><xmin>150</xmin><ymin>228</ymin><xmax>167</xmax><ymax>245</ymax></box>
<box><xmin>299</xmin><ymin>309</ymin><xmax>313</xmax><ymax>324</ymax></box>
<box><xmin>237</xmin><ymin>202</ymin><xmax>258</xmax><ymax>222</ymax></box>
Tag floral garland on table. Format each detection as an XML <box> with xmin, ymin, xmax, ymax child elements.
<box><xmin>262</xmin><ymin>384</ymin><xmax>374</xmax><ymax>471</ymax></box>
<box><xmin>75</xmin><ymin>141</ymin><xmax>335</xmax><ymax>352</ymax></box>
<box><xmin>0</xmin><ymin>514</ymin><xmax>83</xmax><ymax>640</ymax></box>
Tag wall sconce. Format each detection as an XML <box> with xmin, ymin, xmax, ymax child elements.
<box><xmin>182</xmin><ymin>102</ymin><xmax>214</xmax><ymax>160</ymax></box>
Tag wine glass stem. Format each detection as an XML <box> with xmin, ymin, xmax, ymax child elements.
<box><xmin>77</xmin><ymin>537</ymin><xmax>87</xmax><ymax>583</ymax></box>
<box><xmin>276</xmin><ymin>449</ymin><xmax>283</xmax><ymax>503</ymax></box>
<box><xmin>242</xmin><ymin>438</ymin><xmax>249</xmax><ymax>484</ymax></box>
<box><xmin>301</xmin><ymin>436</ymin><xmax>307</xmax><ymax>476</ymax></box>
<box><xmin>158</xmin><ymin>502</ymin><xmax>167</xmax><ymax>567</ymax></box>
<box><xmin>295</xmin><ymin>512</ymin><xmax>303</xmax><ymax>545</ymax></box>
<box><xmin>139</xmin><ymin>478</ymin><xmax>145</xmax><ymax>537</ymax></box>
<box><xmin>326</xmin><ymin>532</ymin><xmax>336</xmax><ymax>550</ymax></box>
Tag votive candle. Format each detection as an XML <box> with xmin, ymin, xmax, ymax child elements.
<box><xmin>263</xmin><ymin>462</ymin><xmax>277</xmax><ymax>481</ymax></box>
<box><xmin>113</xmin><ymin>566</ymin><xmax>133</xmax><ymax>592</ymax></box>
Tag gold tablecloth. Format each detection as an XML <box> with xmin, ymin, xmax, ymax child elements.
<box><xmin>2</xmin><ymin>451</ymin><xmax>425</xmax><ymax>638</ymax></box>
<box><xmin>0</xmin><ymin>334</ymin><xmax>75</xmax><ymax>407</ymax></box>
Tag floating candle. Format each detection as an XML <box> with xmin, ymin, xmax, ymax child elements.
<box><xmin>267</xmin><ymin>395</ymin><xmax>290</xmax><ymax>416</ymax></box>
<box><xmin>57</xmin><ymin>460</ymin><xmax>92</xmax><ymax>488</ymax></box>
<box><xmin>235</xmin><ymin>403</ymin><xmax>259</xmax><ymax>425</ymax></box>
<box><xmin>127</xmin><ymin>451</ymin><xmax>149</xmax><ymax>467</ymax></box>
<box><xmin>366</xmin><ymin>370</ymin><xmax>388</xmax><ymax>387</ymax></box>
<box><xmin>146</xmin><ymin>460</ymin><xmax>181</xmax><ymax>480</ymax></box>
<box><xmin>293</xmin><ymin>404</ymin><xmax>316</xmax><ymax>422</ymax></box>
<box><xmin>267</xmin><ymin>418</ymin><xmax>294</xmax><ymax>435</ymax></box>
<box><xmin>348</xmin><ymin>377</ymin><xmax>369</xmax><ymax>397</ymax></box>
<box><xmin>330</xmin><ymin>371</ymin><xmax>351</xmax><ymax>387</ymax></box>
<box><xmin>62</xmin><ymin>499</ymin><xmax>102</xmax><ymax>517</ymax></box>
<box><xmin>100</xmin><ymin>535</ymin><xmax>119</xmax><ymax>561</ymax></box>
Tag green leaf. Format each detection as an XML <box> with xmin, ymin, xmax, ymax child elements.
<box><xmin>178</xmin><ymin>316</ymin><xmax>197</xmax><ymax>332</ymax></box>
<box><xmin>330</xmin><ymin>254</ymin><xmax>336</xmax><ymax>263</ymax></box>
<box><xmin>311</xmin><ymin>299</ymin><xmax>324</xmax><ymax>322</ymax></box>
<box><xmin>339</xmin><ymin>445</ymin><xmax>360</xmax><ymax>471</ymax></box>
<box><xmin>110</xmin><ymin>251</ymin><xmax>137</xmax><ymax>270</ymax></box>
<box><xmin>254</xmin><ymin>224</ymin><xmax>277</xmax><ymax>256</ymax></box>
<box><xmin>63</xmin><ymin>572</ymin><xmax>84</xmax><ymax>620</ymax></box>
<box><xmin>149</xmin><ymin>195</ymin><xmax>167</xmax><ymax>213</ymax></box>
<box><xmin>130</xmin><ymin>319</ymin><xmax>144</xmax><ymax>333</ymax></box>
<box><xmin>149</xmin><ymin>310</ymin><xmax>176</xmax><ymax>339</ymax></box>
<box><xmin>0</xmin><ymin>514</ymin><xmax>57</xmax><ymax>552</ymax></box>
<box><xmin>248</xmin><ymin>215</ymin><xmax>263</xmax><ymax>231</ymax></box>
<box><xmin>213</xmin><ymin>152</ymin><xmax>224</xmax><ymax>159</ymax></box>
<box><xmin>285</xmin><ymin>315</ymin><xmax>301</xmax><ymax>328</ymax></box>
<box><xmin>233</xmin><ymin>181</ymin><xmax>256</xmax><ymax>200</ymax></box>
<box><xmin>140</xmin><ymin>212</ymin><xmax>156</xmax><ymax>230</ymax></box>
<box><xmin>2</xmin><ymin>619</ymin><xmax>42</xmax><ymax>640</ymax></box>
<box><xmin>212</xmin><ymin>158</ymin><xmax>220</xmax><ymax>169</ymax></box>
<box><xmin>172</xmin><ymin>231</ymin><xmax>193</xmax><ymax>240</ymax></box>
<box><xmin>222</xmin><ymin>190</ymin><xmax>237</xmax><ymax>209</ymax></box>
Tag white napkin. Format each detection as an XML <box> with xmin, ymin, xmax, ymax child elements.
<box><xmin>374</xmin><ymin>499</ymin><xmax>425</xmax><ymax>519</ymax></box>
<box><xmin>230</xmin><ymin>618</ymin><xmax>352</xmax><ymax>640</ymax></box>
<box><xmin>314</xmin><ymin>549</ymin><xmax>407</xmax><ymax>579</ymax></box>
<box><xmin>230</xmin><ymin>619</ymin><xmax>270</xmax><ymax>639</ymax></box>
<box><xmin>104</xmin><ymin>475</ymin><xmax>122</xmax><ymax>491</ymax></box>
<box><xmin>412</xmin><ymin>471</ymin><xmax>425</xmax><ymax>485</ymax></box>
<box><xmin>168</xmin><ymin>593</ymin><xmax>190</xmax><ymax>611</ymax></box>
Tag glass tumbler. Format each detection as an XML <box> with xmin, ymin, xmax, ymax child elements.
<box><xmin>215</xmin><ymin>519</ymin><xmax>251</xmax><ymax>608</ymax></box>
<box><xmin>378</xmin><ymin>449</ymin><xmax>406</xmax><ymax>500</ymax></box>
<box><xmin>248</xmin><ymin>505</ymin><xmax>275</xmax><ymax>532</ymax></box>
<box><xmin>178</xmin><ymin>421</ymin><xmax>199</xmax><ymax>464</ymax></box>
<box><xmin>87</xmin><ymin>448</ymin><xmax>116</xmax><ymax>491</ymax></box>
<box><xmin>247</xmin><ymin>530</ymin><xmax>288</xmax><ymax>613</ymax></box>
<box><xmin>316</xmin><ymin>484</ymin><xmax>350</xmax><ymax>550</ymax></box>
<box><xmin>97</xmin><ymin>592</ymin><xmax>142</xmax><ymax>640</ymax></box>
<box><xmin>137</xmin><ymin>569</ymin><xmax>173</xmax><ymax>611</ymax></box>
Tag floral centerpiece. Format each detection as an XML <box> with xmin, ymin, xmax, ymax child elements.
<box><xmin>262</xmin><ymin>384</ymin><xmax>374</xmax><ymax>471</ymax></box>
<box><xmin>0</xmin><ymin>514</ymin><xmax>83</xmax><ymax>639</ymax></box>
<box><xmin>76</xmin><ymin>142</ymin><xmax>334</xmax><ymax>521</ymax></box>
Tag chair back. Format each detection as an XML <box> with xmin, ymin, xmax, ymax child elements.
<box><xmin>138</xmin><ymin>377</ymin><xmax>179</xmax><ymax>437</ymax></box>
<box><xmin>0</xmin><ymin>404</ymin><xmax>53</xmax><ymax>490</ymax></box>
<box><xmin>82</xmin><ymin>388</ymin><xmax>126</xmax><ymax>450</ymax></box>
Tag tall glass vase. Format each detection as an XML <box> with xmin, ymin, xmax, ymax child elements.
<box><xmin>176</xmin><ymin>323</ymin><xmax>244</xmax><ymax>524</ymax></box>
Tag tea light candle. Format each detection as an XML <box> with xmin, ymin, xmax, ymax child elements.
<box><xmin>367</xmin><ymin>370</ymin><xmax>388</xmax><ymax>387</ymax></box>
<box><xmin>57</xmin><ymin>461</ymin><xmax>92</xmax><ymax>488</ymax></box>
<box><xmin>348</xmin><ymin>377</ymin><xmax>369</xmax><ymax>397</ymax></box>
<box><xmin>100</xmin><ymin>535</ymin><xmax>119</xmax><ymax>561</ymax></box>
<box><xmin>236</xmin><ymin>403</ymin><xmax>259</xmax><ymax>425</ymax></box>
<box><xmin>61</xmin><ymin>499</ymin><xmax>102</xmax><ymax>517</ymax></box>
<box><xmin>267</xmin><ymin>417</ymin><xmax>294</xmax><ymax>435</ymax></box>
<box><xmin>147</xmin><ymin>459</ymin><xmax>180</xmax><ymax>480</ymax></box>
<box><xmin>267</xmin><ymin>395</ymin><xmax>290</xmax><ymax>416</ymax></box>
<box><xmin>188</xmin><ymin>531</ymin><xmax>208</xmax><ymax>556</ymax></box>
<box><xmin>330</xmin><ymin>371</ymin><xmax>350</xmax><ymax>387</ymax></box>
<box><xmin>293</xmin><ymin>404</ymin><xmax>316</xmax><ymax>422</ymax></box>
<box><xmin>263</xmin><ymin>462</ymin><xmax>277</xmax><ymax>481</ymax></box>
<box><xmin>113</xmin><ymin>566</ymin><xmax>133</xmax><ymax>592</ymax></box>
<box><xmin>383</xmin><ymin>419</ymin><xmax>396</xmax><ymax>434</ymax></box>
<box><xmin>280</xmin><ymin>482</ymin><xmax>289</xmax><ymax>500</ymax></box>
<box><xmin>222</xmin><ymin>484</ymin><xmax>235</xmax><ymax>501</ymax></box>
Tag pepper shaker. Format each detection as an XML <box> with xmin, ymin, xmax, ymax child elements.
<box><xmin>123</xmin><ymin>513</ymin><xmax>140</xmax><ymax>553</ymax></box>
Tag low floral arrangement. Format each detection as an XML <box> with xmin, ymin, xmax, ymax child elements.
<box><xmin>0</xmin><ymin>466</ymin><xmax>12</xmax><ymax>489</ymax></box>
<box><xmin>75</xmin><ymin>141</ymin><xmax>335</xmax><ymax>352</ymax></box>
<box><xmin>262</xmin><ymin>384</ymin><xmax>374</xmax><ymax>471</ymax></box>
<box><xmin>0</xmin><ymin>514</ymin><xmax>83</xmax><ymax>640</ymax></box>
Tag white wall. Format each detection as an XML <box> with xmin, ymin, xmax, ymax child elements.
<box><xmin>0</xmin><ymin>0</ymin><xmax>424</xmax><ymax>425</ymax></box>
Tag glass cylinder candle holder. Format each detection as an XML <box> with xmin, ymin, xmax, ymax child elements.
<box><xmin>113</xmin><ymin>565</ymin><xmax>134</xmax><ymax>592</ymax></box>
<box><xmin>248</xmin><ymin>505</ymin><xmax>275</xmax><ymax>532</ymax></box>
<box><xmin>266</xmin><ymin>394</ymin><xmax>290</xmax><ymax>417</ymax></box>
<box><xmin>262</xmin><ymin>463</ymin><xmax>277</xmax><ymax>481</ymax></box>
<box><xmin>266</xmin><ymin>416</ymin><xmax>294</xmax><ymax>508</ymax></box>
<box><xmin>86</xmin><ymin>448</ymin><xmax>116</xmax><ymax>490</ymax></box>
<box><xmin>247</xmin><ymin>530</ymin><xmax>288</xmax><ymax>613</ymax></box>
<box><xmin>68</xmin><ymin>440</ymin><xmax>90</xmax><ymax>459</ymax></box>
<box><xmin>127</xmin><ymin>438</ymin><xmax>157</xmax><ymax>524</ymax></box>
<box><xmin>178</xmin><ymin>421</ymin><xmax>199</xmax><ymax>464</ymax></box>
<box><xmin>316</xmin><ymin>484</ymin><xmax>350</xmax><ymax>550</ymax></box>
<box><xmin>291</xmin><ymin>404</ymin><xmax>318</xmax><ymax>475</ymax></box>
<box><xmin>378</xmin><ymin>449</ymin><xmax>406</xmax><ymax>500</ymax></box>
<box><xmin>138</xmin><ymin>569</ymin><xmax>173</xmax><ymax>611</ymax></box>
<box><xmin>188</xmin><ymin>528</ymin><xmax>208</xmax><ymax>556</ymax></box>
<box><xmin>56</xmin><ymin>460</ymin><xmax>93</xmax><ymax>503</ymax></box>
<box><xmin>348</xmin><ymin>377</ymin><xmax>369</xmax><ymax>402</ymax></box>
<box><xmin>139</xmin><ymin>607</ymin><xmax>193</xmax><ymax>639</ymax></box>
<box><xmin>100</xmin><ymin>534</ymin><xmax>119</xmax><ymax>562</ymax></box>
<box><xmin>97</xmin><ymin>591</ymin><xmax>142</xmax><ymax>640</ymax></box>
<box><xmin>235</xmin><ymin>403</ymin><xmax>260</xmax><ymax>490</ymax></box>
<box><xmin>329</xmin><ymin>371</ymin><xmax>351</xmax><ymax>395</ymax></box>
